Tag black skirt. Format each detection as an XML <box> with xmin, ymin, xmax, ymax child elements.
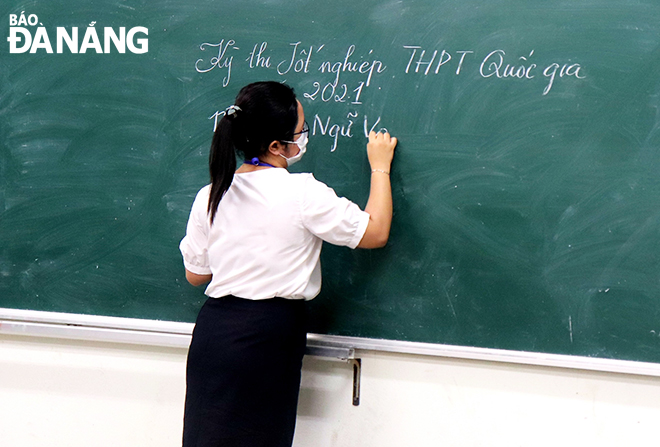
<box><xmin>183</xmin><ymin>296</ymin><xmax>308</xmax><ymax>447</ymax></box>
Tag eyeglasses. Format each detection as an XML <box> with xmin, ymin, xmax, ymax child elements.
<box><xmin>283</xmin><ymin>121</ymin><xmax>309</xmax><ymax>145</ymax></box>
<box><xmin>293</xmin><ymin>121</ymin><xmax>309</xmax><ymax>137</ymax></box>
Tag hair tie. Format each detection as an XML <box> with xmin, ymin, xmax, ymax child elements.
<box><xmin>225</xmin><ymin>105</ymin><xmax>241</xmax><ymax>118</ymax></box>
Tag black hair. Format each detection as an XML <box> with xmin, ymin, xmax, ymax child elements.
<box><xmin>207</xmin><ymin>81</ymin><xmax>298</xmax><ymax>223</ymax></box>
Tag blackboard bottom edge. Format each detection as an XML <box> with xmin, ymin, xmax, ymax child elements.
<box><xmin>2</xmin><ymin>307</ymin><xmax>660</xmax><ymax>378</ymax></box>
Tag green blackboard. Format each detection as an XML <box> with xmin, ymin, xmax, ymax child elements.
<box><xmin>3</xmin><ymin>0</ymin><xmax>660</xmax><ymax>363</ymax></box>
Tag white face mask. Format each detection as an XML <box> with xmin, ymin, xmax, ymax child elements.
<box><xmin>280</xmin><ymin>129</ymin><xmax>308</xmax><ymax>167</ymax></box>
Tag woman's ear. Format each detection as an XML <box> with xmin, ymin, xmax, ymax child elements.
<box><xmin>268</xmin><ymin>140</ymin><xmax>286</xmax><ymax>156</ymax></box>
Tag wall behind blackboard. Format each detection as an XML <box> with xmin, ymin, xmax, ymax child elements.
<box><xmin>2</xmin><ymin>0</ymin><xmax>660</xmax><ymax>363</ymax></box>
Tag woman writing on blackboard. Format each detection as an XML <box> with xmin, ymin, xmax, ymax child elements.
<box><xmin>179</xmin><ymin>81</ymin><xmax>396</xmax><ymax>447</ymax></box>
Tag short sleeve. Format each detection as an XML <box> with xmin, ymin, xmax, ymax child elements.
<box><xmin>301</xmin><ymin>175</ymin><xmax>370</xmax><ymax>249</ymax></box>
<box><xmin>179</xmin><ymin>186</ymin><xmax>213</xmax><ymax>275</ymax></box>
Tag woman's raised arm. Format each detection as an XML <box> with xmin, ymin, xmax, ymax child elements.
<box><xmin>357</xmin><ymin>131</ymin><xmax>397</xmax><ymax>249</ymax></box>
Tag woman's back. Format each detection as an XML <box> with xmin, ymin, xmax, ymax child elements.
<box><xmin>181</xmin><ymin>169</ymin><xmax>369</xmax><ymax>300</ymax></box>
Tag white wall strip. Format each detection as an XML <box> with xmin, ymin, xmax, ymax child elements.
<box><xmin>2</xmin><ymin>307</ymin><xmax>660</xmax><ymax>377</ymax></box>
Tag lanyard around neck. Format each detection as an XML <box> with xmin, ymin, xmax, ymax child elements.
<box><xmin>244</xmin><ymin>157</ymin><xmax>277</xmax><ymax>168</ymax></box>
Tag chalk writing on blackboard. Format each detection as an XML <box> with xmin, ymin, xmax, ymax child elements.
<box><xmin>195</xmin><ymin>39</ymin><xmax>239</xmax><ymax>87</ymax></box>
<box><xmin>198</xmin><ymin>39</ymin><xmax>586</xmax><ymax>151</ymax></box>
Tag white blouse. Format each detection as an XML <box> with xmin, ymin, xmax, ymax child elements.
<box><xmin>179</xmin><ymin>169</ymin><xmax>370</xmax><ymax>300</ymax></box>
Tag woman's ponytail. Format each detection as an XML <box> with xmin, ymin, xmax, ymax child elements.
<box><xmin>208</xmin><ymin>115</ymin><xmax>237</xmax><ymax>223</ymax></box>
